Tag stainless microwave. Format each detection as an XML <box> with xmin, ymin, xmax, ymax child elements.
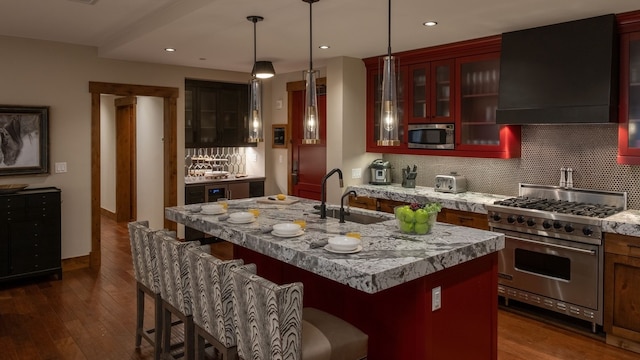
<box><xmin>407</xmin><ymin>124</ymin><xmax>454</xmax><ymax>149</ymax></box>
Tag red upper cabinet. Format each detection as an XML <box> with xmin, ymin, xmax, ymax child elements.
<box><xmin>364</xmin><ymin>35</ymin><xmax>520</xmax><ymax>158</ymax></box>
<box><xmin>618</xmin><ymin>31</ymin><xmax>640</xmax><ymax>164</ymax></box>
<box><xmin>454</xmin><ymin>52</ymin><xmax>521</xmax><ymax>158</ymax></box>
<box><xmin>408</xmin><ymin>60</ymin><xmax>454</xmax><ymax>124</ymax></box>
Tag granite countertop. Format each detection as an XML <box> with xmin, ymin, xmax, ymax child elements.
<box><xmin>348</xmin><ymin>183</ymin><xmax>640</xmax><ymax>238</ymax></box>
<box><xmin>347</xmin><ymin>184</ymin><xmax>510</xmax><ymax>214</ymax></box>
<box><xmin>185</xmin><ymin>174</ymin><xmax>266</xmax><ymax>185</ymax></box>
<box><xmin>165</xmin><ymin>196</ymin><xmax>504</xmax><ymax>294</ymax></box>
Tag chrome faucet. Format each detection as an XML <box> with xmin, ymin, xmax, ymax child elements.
<box><xmin>339</xmin><ymin>190</ymin><xmax>357</xmax><ymax>223</ymax></box>
<box><xmin>319</xmin><ymin>168</ymin><xmax>343</xmax><ymax>219</ymax></box>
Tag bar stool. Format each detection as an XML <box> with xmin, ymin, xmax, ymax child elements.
<box><xmin>185</xmin><ymin>246</ymin><xmax>253</xmax><ymax>360</ymax></box>
<box><xmin>230</xmin><ymin>266</ymin><xmax>368</xmax><ymax>360</ymax></box>
<box><xmin>128</xmin><ymin>221</ymin><xmax>170</xmax><ymax>360</ymax></box>
<box><xmin>153</xmin><ymin>232</ymin><xmax>200</xmax><ymax>360</ymax></box>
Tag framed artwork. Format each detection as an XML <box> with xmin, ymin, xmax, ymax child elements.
<box><xmin>272</xmin><ymin>124</ymin><xmax>287</xmax><ymax>148</ymax></box>
<box><xmin>0</xmin><ymin>105</ymin><xmax>49</xmax><ymax>175</ymax></box>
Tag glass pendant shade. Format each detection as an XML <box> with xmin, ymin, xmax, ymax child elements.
<box><xmin>248</xmin><ymin>78</ymin><xmax>263</xmax><ymax>142</ymax></box>
<box><xmin>302</xmin><ymin>69</ymin><xmax>320</xmax><ymax>144</ymax></box>
<box><xmin>378</xmin><ymin>55</ymin><xmax>400</xmax><ymax>146</ymax></box>
<box><xmin>246</xmin><ymin>15</ymin><xmax>273</xmax><ymax>143</ymax></box>
<box><xmin>302</xmin><ymin>0</ymin><xmax>320</xmax><ymax>145</ymax></box>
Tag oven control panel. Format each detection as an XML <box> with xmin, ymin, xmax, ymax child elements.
<box><xmin>487</xmin><ymin>208</ymin><xmax>603</xmax><ymax>245</ymax></box>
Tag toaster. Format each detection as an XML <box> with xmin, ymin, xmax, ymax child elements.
<box><xmin>435</xmin><ymin>172</ymin><xmax>467</xmax><ymax>193</ymax></box>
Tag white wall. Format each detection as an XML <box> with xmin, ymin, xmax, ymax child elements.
<box><xmin>0</xmin><ymin>35</ymin><xmax>259</xmax><ymax>259</ymax></box>
<box><xmin>100</xmin><ymin>95</ymin><xmax>116</xmax><ymax>213</ymax></box>
<box><xmin>136</xmin><ymin>96</ymin><xmax>165</xmax><ymax>229</ymax></box>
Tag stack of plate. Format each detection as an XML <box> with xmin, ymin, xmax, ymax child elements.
<box><xmin>271</xmin><ymin>223</ymin><xmax>303</xmax><ymax>238</ymax></box>
<box><xmin>201</xmin><ymin>204</ymin><xmax>226</xmax><ymax>215</ymax></box>
<box><xmin>228</xmin><ymin>212</ymin><xmax>255</xmax><ymax>224</ymax></box>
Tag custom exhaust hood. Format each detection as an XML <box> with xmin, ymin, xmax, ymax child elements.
<box><xmin>496</xmin><ymin>14</ymin><xmax>618</xmax><ymax>125</ymax></box>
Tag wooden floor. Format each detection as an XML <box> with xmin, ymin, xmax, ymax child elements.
<box><xmin>0</xmin><ymin>216</ymin><xmax>638</xmax><ymax>360</ymax></box>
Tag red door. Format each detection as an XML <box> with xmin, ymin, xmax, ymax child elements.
<box><xmin>291</xmin><ymin>89</ymin><xmax>326</xmax><ymax>200</ymax></box>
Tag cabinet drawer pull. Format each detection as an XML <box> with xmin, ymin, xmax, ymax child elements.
<box><xmin>628</xmin><ymin>243</ymin><xmax>640</xmax><ymax>249</ymax></box>
<box><xmin>458</xmin><ymin>217</ymin><xmax>474</xmax><ymax>221</ymax></box>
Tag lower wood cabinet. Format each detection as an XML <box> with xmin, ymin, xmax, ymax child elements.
<box><xmin>0</xmin><ymin>187</ymin><xmax>62</xmax><ymax>282</ymax></box>
<box><xmin>604</xmin><ymin>232</ymin><xmax>640</xmax><ymax>353</ymax></box>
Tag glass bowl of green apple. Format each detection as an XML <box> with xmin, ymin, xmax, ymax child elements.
<box><xmin>394</xmin><ymin>203</ymin><xmax>442</xmax><ymax>235</ymax></box>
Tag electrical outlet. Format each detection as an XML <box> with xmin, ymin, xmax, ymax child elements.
<box><xmin>352</xmin><ymin>168</ymin><xmax>362</xmax><ymax>179</ymax></box>
<box><xmin>432</xmin><ymin>286</ymin><xmax>441</xmax><ymax>311</ymax></box>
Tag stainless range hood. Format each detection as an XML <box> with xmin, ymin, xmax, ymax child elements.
<box><xmin>496</xmin><ymin>14</ymin><xmax>618</xmax><ymax>125</ymax></box>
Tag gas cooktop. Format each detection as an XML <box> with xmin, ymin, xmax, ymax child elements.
<box><xmin>493</xmin><ymin>197</ymin><xmax>623</xmax><ymax>218</ymax></box>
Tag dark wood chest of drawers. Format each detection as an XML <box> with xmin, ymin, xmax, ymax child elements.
<box><xmin>0</xmin><ymin>187</ymin><xmax>62</xmax><ymax>282</ymax></box>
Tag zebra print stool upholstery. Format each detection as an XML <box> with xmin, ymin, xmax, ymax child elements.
<box><xmin>128</xmin><ymin>221</ymin><xmax>174</xmax><ymax>360</ymax></box>
<box><xmin>154</xmin><ymin>231</ymin><xmax>200</xmax><ymax>360</ymax></box>
<box><xmin>185</xmin><ymin>247</ymin><xmax>254</xmax><ymax>360</ymax></box>
<box><xmin>230</xmin><ymin>266</ymin><xmax>368</xmax><ymax>360</ymax></box>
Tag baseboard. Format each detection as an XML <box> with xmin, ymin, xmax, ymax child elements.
<box><xmin>606</xmin><ymin>334</ymin><xmax>640</xmax><ymax>354</ymax></box>
<box><xmin>62</xmin><ymin>255</ymin><xmax>91</xmax><ymax>272</ymax></box>
<box><xmin>100</xmin><ymin>208</ymin><xmax>116</xmax><ymax>220</ymax></box>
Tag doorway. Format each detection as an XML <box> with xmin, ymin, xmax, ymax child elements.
<box><xmin>287</xmin><ymin>78</ymin><xmax>327</xmax><ymax>200</ymax></box>
<box><xmin>89</xmin><ymin>82</ymin><xmax>179</xmax><ymax>270</ymax></box>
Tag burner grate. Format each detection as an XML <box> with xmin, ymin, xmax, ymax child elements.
<box><xmin>493</xmin><ymin>197</ymin><xmax>624</xmax><ymax>218</ymax></box>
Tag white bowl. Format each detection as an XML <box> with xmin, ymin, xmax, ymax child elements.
<box><xmin>229</xmin><ymin>211</ymin><xmax>254</xmax><ymax>221</ymax></box>
<box><xmin>328</xmin><ymin>236</ymin><xmax>361</xmax><ymax>251</ymax></box>
<box><xmin>273</xmin><ymin>223</ymin><xmax>301</xmax><ymax>235</ymax></box>
<box><xmin>201</xmin><ymin>204</ymin><xmax>224</xmax><ymax>213</ymax></box>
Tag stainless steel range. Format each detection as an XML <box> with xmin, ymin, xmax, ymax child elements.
<box><xmin>487</xmin><ymin>184</ymin><xmax>627</xmax><ymax>332</ymax></box>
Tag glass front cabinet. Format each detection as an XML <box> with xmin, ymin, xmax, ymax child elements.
<box><xmin>364</xmin><ymin>37</ymin><xmax>521</xmax><ymax>158</ymax></box>
<box><xmin>618</xmin><ymin>31</ymin><xmax>640</xmax><ymax>164</ymax></box>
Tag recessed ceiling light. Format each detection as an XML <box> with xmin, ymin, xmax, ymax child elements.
<box><xmin>164</xmin><ymin>48</ymin><xmax>176</xmax><ymax>52</ymax></box>
<box><xmin>319</xmin><ymin>45</ymin><xmax>330</xmax><ymax>49</ymax></box>
<box><xmin>423</xmin><ymin>21</ymin><xmax>438</xmax><ymax>27</ymax></box>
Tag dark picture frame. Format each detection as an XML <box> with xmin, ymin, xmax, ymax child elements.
<box><xmin>272</xmin><ymin>124</ymin><xmax>287</xmax><ymax>148</ymax></box>
<box><xmin>0</xmin><ymin>105</ymin><xmax>49</xmax><ymax>175</ymax></box>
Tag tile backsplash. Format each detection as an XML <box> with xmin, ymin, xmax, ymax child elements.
<box><xmin>384</xmin><ymin>124</ymin><xmax>640</xmax><ymax>209</ymax></box>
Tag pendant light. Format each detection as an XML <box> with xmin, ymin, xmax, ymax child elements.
<box><xmin>377</xmin><ymin>0</ymin><xmax>400</xmax><ymax>146</ymax></box>
<box><xmin>302</xmin><ymin>0</ymin><xmax>320</xmax><ymax>145</ymax></box>
<box><xmin>247</xmin><ymin>15</ymin><xmax>275</xmax><ymax>143</ymax></box>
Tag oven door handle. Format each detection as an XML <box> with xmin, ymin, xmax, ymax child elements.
<box><xmin>508</xmin><ymin>235</ymin><xmax>597</xmax><ymax>256</ymax></box>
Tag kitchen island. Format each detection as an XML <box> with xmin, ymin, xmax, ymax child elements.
<box><xmin>166</xmin><ymin>196</ymin><xmax>505</xmax><ymax>359</ymax></box>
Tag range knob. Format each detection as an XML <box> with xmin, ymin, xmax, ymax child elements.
<box><xmin>492</xmin><ymin>213</ymin><xmax>501</xmax><ymax>222</ymax></box>
<box><xmin>542</xmin><ymin>220</ymin><xmax>552</xmax><ymax>229</ymax></box>
<box><xmin>507</xmin><ymin>215</ymin><xmax>516</xmax><ymax>223</ymax></box>
<box><xmin>553</xmin><ymin>221</ymin><xmax>563</xmax><ymax>229</ymax></box>
<box><xmin>564</xmin><ymin>224</ymin><xmax>574</xmax><ymax>233</ymax></box>
<box><xmin>526</xmin><ymin>218</ymin><xmax>536</xmax><ymax>227</ymax></box>
<box><xmin>583</xmin><ymin>227</ymin><xmax>594</xmax><ymax>236</ymax></box>
<box><xmin>517</xmin><ymin>215</ymin><xmax>525</xmax><ymax>224</ymax></box>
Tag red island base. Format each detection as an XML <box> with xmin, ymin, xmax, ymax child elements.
<box><xmin>234</xmin><ymin>246</ymin><xmax>498</xmax><ymax>360</ymax></box>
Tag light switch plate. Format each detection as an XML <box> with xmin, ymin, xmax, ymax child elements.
<box><xmin>352</xmin><ymin>168</ymin><xmax>362</xmax><ymax>179</ymax></box>
<box><xmin>55</xmin><ymin>162</ymin><xmax>67</xmax><ymax>173</ymax></box>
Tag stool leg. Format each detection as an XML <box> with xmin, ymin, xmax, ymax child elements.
<box><xmin>154</xmin><ymin>293</ymin><xmax>163</xmax><ymax>360</ymax></box>
<box><xmin>184</xmin><ymin>316</ymin><xmax>195</xmax><ymax>360</ymax></box>
<box><xmin>162</xmin><ymin>305</ymin><xmax>172</xmax><ymax>360</ymax></box>
<box><xmin>135</xmin><ymin>283</ymin><xmax>144</xmax><ymax>348</ymax></box>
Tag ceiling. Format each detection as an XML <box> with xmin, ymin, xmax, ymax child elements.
<box><xmin>1</xmin><ymin>0</ymin><xmax>639</xmax><ymax>75</ymax></box>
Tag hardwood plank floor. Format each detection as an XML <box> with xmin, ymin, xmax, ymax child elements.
<box><xmin>0</xmin><ymin>216</ymin><xmax>638</xmax><ymax>359</ymax></box>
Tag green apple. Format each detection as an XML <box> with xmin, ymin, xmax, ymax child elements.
<box><xmin>415</xmin><ymin>209</ymin><xmax>429</xmax><ymax>224</ymax></box>
<box><xmin>403</xmin><ymin>209</ymin><xmax>416</xmax><ymax>223</ymax></box>
<box><xmin>414</xmin><ymin>222</ymin><xmax>430</xmax><ymax>234</ymax></box>
<box><xmin>400</xmin><ymin>221</ymin><xmax>414</xmax><ymax>233</ymax></box>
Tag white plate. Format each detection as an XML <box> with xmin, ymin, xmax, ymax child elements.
<box><xmin>271</xmin><ymin>230</ymin><xmax>304</xmax><ymax>238</ymax></box>
<box><xmin>324</xmin><ymin>244</ymin><xmax>363</xmax><ymax>254</ymax></box>
<box><xmin>227</xmin><ymin>217</ymin><xmax>255</xmax><ymax>224</ymax></box>
<box><xmin>201</xmin><ymin>209</ymin><xmax>227</xmax><ymax>215</ymax></box>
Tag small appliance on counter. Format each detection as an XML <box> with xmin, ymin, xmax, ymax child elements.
<box><xmin>434</xmin><ymin>172</ymin><xmax>467</xmax><ymax>193</ymax></box>
<box><xmin>402</xmin><ymin>165</ymin><xmax>417</xmax><ymax>188</ymax></box>
<box><xmin>369</xmin><ymin>159</ymin><xmax>392</xmax><ymax>185</ymax></box>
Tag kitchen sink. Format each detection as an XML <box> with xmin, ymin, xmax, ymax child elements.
<box><xmin>318</xmin><ymin>209</ymin><xmax>391</xmax><ymax>224</ymax></box>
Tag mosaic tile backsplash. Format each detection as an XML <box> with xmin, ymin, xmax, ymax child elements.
<box><xmin>384</xmin><ymin>124</ymin><xmax>640</xmax><ymax>209</ymax></box>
